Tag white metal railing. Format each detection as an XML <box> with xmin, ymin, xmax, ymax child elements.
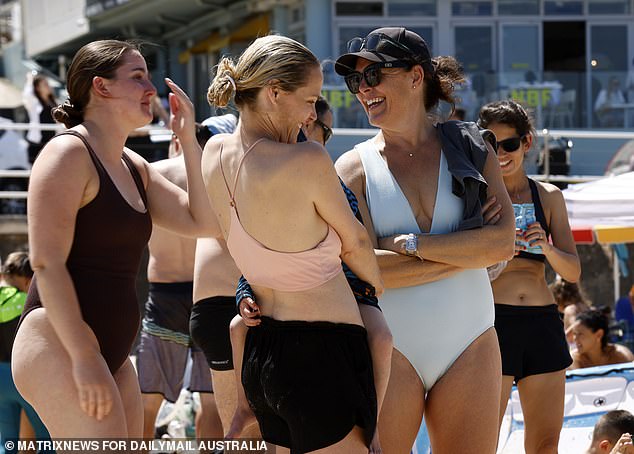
<box><xmin>0</xmin><ymin>123</ymin><xmax>172</xmax><ymax>202</ymax></box>
<box><xmin>0</xmin><ymin>124</ymin><xmax>632</xmax><ymax>203</ymax></box>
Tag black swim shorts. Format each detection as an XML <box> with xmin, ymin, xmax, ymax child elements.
<box><xmin>495</xmin><ymin>303</ymin><xmax>572</xmax><ymax>382</ymax></box>
<box><xmin>242</xmin><ymin>316</ymin><xmax>377</xmax><ymax>454</ymax></box>
<box><xmin>189</xmin><ymin>296</ymin><xmax>237</xmax><ymax>371</ymax></box>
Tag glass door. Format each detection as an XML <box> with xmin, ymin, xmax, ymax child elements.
<box><xmin>454</xmin><ymin>24</ymin><xmax>493</xmax><ymax>120</ymax></box>
<box><xmin>588</xmin><ymin>23</ymin><xmax>629</xmax><ymax>128</ymax></box>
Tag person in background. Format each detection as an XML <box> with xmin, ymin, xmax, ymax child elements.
<box><xmin>136</xmin><ymin>123</ymin><xmax>222</xmax><ymax>446</ymax></box>
<box><xmin>570</xmin><ymin>309</ymin><xmax>634</xmax><ymax>370</ymax></box>
<box><xmin>595</xmin><ymin>77</ymin><xmax>626</xmax><ymax>128</ymax></box>
<box><xmin>587</xmin><ymin>410</ymin><xmax>634</xmax><ymax>454</ymax></box>
<box><xmin>0</xmin><ymin>252</ymin><xmax>50</xmax><ymax>454</ymax></box>
<box><xmin>478</xmin><ymin>100</ymin><xmax>580</xmax><ymax>453</ymax></box>
<box><xmin>187</xmin><ymin>114</ymin><xmax>260</xmax><ymax>440</ymax></box>
<box><xmin>304</xmin><ymin>96</ymin><xmax>333</xmax><ymax>145</ymax></box>
<box><xmin>625</xmin><ymin>58</ymin><xmax>634</xmax><ymax>103</ymax></box>
<box><xmin>550</xmin><ymin>278</ymin><xmax>592</xmax><ymax>343</ymax></box>
<box><xmin>22</xmin><ymin>72</ymin><xmax>58</xmax><ymax>164</ymax></box>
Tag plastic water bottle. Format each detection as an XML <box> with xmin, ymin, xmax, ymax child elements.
<box><xmin>513</xmin><ymin>204</ymin><xmax>542</xmax><ymax>254</ymax></box>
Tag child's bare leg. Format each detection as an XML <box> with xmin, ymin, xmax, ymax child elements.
<box><xmin>225</xmin><ymin>314</ymin><xmax>257</xmax><ymax>438</ymax></box>
<box><xmin>359</xmin><ymin>305</ymin><xmax>393</xmax><ymax>454</ymax></box>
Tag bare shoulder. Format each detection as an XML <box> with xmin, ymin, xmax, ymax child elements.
<box><xmin>535</xmin><ymin>180</ymin><xmax>565</xmax><ymax>207</ymax></box>
<box><xmin>33</xmin><ymin>133</ymin><xmax>94</xmax><ymax>178</ymax></box>
<box><xmin>535</xmin><ymin>180</ymin><xmax>563</xmax><ymax>197</ymax></box>
<box><xmin>150</xmin><ymin>155</ymin><xmax>186</xmax><ymax>186</ymax></box>
<box><xmin>334</xmin><ymin>148</ymin><xmax>365</xmax><ymax>187</ymax></box>
<box><xmin>613</xmin><ymin>343</ymin><xmax>634</xmax><ymax>360</ymax></box>
<box><xmin>202</xmin><ymin>133</ymin><xmax>228</xmax><ymax>167</ymax></box>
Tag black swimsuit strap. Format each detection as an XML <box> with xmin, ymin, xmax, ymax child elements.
<box><xmin>56</xmin><ymin>130</ymin><xmax>105</xmax><ymax>174</ymax></box>
<box><xmin>57</xmin><ymin>130</ymin><xmax>148</xmax><ymax>210</ymax></box>
<box><xmin>527</xmin><ymin>178</ymin><xmax>550</xmax><ymax>237</ymax></box>
<box><xmin>121</xmin><ymin>152</ymin><xmax>148</xmax><ymax>208</ymax></box>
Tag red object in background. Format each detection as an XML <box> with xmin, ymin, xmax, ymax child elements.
<box><xmin>571</xmin><ymin>226</ymin><xmax>595</xmax><ymax>244</ymax></box>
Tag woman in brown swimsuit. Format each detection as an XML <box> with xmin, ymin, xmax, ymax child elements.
<box><xmin>11</xmin><ymin>40</ymin><xmax>216</xmax><ymax>440</ymax></box>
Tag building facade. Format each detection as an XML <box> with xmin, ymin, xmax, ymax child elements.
<box><xmin>8</xmin><ymin>0</ymin><xmax>634</xmax><ymax>129</ymax></box>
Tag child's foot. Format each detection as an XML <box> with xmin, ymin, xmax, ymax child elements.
<box><xmin>369</xmin><ymin>430</ymin><xmax>382</xmax><ymax>454</ymax></box>
<box><xmin>225</xmin><ymin>404</ymin><xmax>257</xmax><ymax>439</ymax></box>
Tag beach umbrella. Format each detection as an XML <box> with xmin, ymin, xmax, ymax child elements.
<box><xmin>563</xmin><ymin>172</ymin><xmax>634</xmax><ymax>299</ymax></box>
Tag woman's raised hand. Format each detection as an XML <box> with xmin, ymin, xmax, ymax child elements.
<box><xmin>165</xmin><ymin>78</ymin><xmax>196</xmax><ymax>144</ymax></box>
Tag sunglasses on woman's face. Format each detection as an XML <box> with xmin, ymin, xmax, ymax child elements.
<box><xmin>497</xmin><ymin>135</ymin><xmax>527</xmax><ymax>153</ymax></box>
<box><xmin>344</xmin><ymin>61</ymin><xmax>411</xmax><ymax>94</ymax></box>
<box><xmin>314</xmin><ymin>119</ymin><xmax>333</xmax><ymax>144</ymax></box>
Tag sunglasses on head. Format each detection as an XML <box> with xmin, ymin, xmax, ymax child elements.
<box><xmin>497</xmin><ymin>135</ymin><xmax>527</xmax><ymax>153</ymax></box>
<box><xmin>314</xmin><ymin>119</ymin><xmax>333</xmax><ymax>144</ymax></box>
<box><xmin>344</xmin><ymin>61</ymin><xmax>411</xmax><ymax>94</ymax></box>
<box><xmin>347</xmin><ymin>32</ymin><xmax>416</xmax><ymax>61</ymax></box>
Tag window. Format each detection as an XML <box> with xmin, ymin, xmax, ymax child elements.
<box><xmin>335</xmin><ymin>2</ymin><xmax>383</xmax><ymax>16</ymax></box>
<box><xmin>588</xmin><ymin>0</ymin><xmax>630</xmax><ymax>14</ymax></box>
<box><xmin>388</xmin><ymin>0</ymin><xmax>437</xmax><ymax>16</ymax></box>
<box><xmin>591</xmin><ymin>25</ymin><xmax>628</xmax><ymax>71</ymax></box>
<box><xmin>544</xmin><ymin>0</ymin><xmax>583</xmax><ymax>14</ymax></box>
<box><xmin>452</xmin><ymin>1</ymin><xmax>493</xmax><ymax>16</ymax></box>
<box><xmin>455</xmin><ymin>26</ymin><xmax>493</xmax><ymax>72</ymax></box>
<box><xmin>497</xmin><ymin>0</ymin><xmax>539</xmax><ymax>15</ymax></box>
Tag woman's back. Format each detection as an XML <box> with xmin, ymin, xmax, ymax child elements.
<box><xmin>203</xmin><ymin>133</ymin><xmax>362</xmax><ymax>325</ymax></box>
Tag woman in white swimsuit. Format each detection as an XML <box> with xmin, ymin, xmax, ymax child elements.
<box><xmin>334</xmin><ymin>27</ymin><xmax>515</xmax><ymax>453</ymax></box>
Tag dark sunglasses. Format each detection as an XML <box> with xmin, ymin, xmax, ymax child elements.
<box><xmin>347</xmin><ymin>32</ymin><xmax>416</xmax><ymax>61</ymax></box>
<box><xmin>314</xmin><ymin>119</ymin><xmax>333</xmax><ymax>144</ymax></box>
<box><xmin>344</xmin><ymin>61</ymin><xmax>411</xmax><ymax>94</ymax></box>
<box><xmin>497</xmin><ymin>135</ymin><xmax>527</xmax><ymax>152</ymax></box>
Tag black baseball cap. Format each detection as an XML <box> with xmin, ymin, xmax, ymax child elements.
<box><xmin>335</xmin><ymin>27</ymin><xmax>433</xmax><ymax>76</ymax></box>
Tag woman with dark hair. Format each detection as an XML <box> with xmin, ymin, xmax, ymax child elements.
<box><xmin>478</xmin><ymin>99</ymin><xmax>581</xmax><ymax>453</ymax></box>
<box><xmin>550</xmin><ymin>278</ymin><xmax>592</xmax><ymax>341</ymax></box>
<box><xmin>204</xmin><ymin>35</ymin><xmax>383</xmax><ymax>453</ymax></box>
<box><xmin>334</xmin><ymin>27</ymin><xmax>516</xmax><ymax>452</ymax></box>
<box><xmin>23</xmin><ymin>73</ymin><xmax>58</xmax><ymax>163</ymax></box>
<box><xmin>570</xmin><ymin>309</ymin><xmax>634</xmax><ymax>369</ymax></box>
<box><xmin>12</xmin><ymin>39</ymin><xmax>216</xmax><ymax>439</ymax></box>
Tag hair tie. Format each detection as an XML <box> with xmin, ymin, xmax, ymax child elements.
<box><xmin>226</xmin><ymin>75</ymin><xmax>237</xmax><ymax>92</ymax></box>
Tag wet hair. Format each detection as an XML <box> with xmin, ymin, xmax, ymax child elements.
<box><xmin>207</xmin><ymin>35</ymin><xmax>320</xmax><ymax>110</ymax></box>
<box><xmin>52</xmin><ymin>40</ymin><xmax>143</xmax><ymax>128</ymax></box>
<box><xmin>423</xmin><ymin>56</ymin><xmax>465</xmax><ymax>113</ymax></box>
<box><xmin>2</xmin><ymin>251</ymin><xmax>32</xmax><ymax>278</ymax></box>
<box><xmin>592</xmin><ymin>410</ymin><xmax>634</xmax><ymax>445</ymax></box>
<box><xmin>576</xmin><ymin>309</ymin><xmax>609</xmax><ymax>350</ymax></box>
<box><xmin>33</xmin><ymin>74</ymin><xmax>55</xmax><ymax>107</ymax></box>
<box><xmin>550</xmin><ymin>280</ymin><xmax>590</xmax><ymax>308</ymax></box>
<box><xmin>478</xmin><ymin>100</ymin><xmax>536</xmax><ymax>141</ymax></box>
<box><xmin>315</xmin><ymin>96</ymin><xmax>331</xmax><ymax>121</ymax></box>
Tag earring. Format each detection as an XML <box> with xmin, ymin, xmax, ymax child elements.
<box><xmin>413</xmin><ymin>85</ymin><xmax>416</xmax><ymax>89</ymax></box>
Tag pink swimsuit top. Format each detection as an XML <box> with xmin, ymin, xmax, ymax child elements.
<box><xmin>220</xmin><ymin>138</ymin><xmax>343</xmax><ymax>292</ymax></box>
